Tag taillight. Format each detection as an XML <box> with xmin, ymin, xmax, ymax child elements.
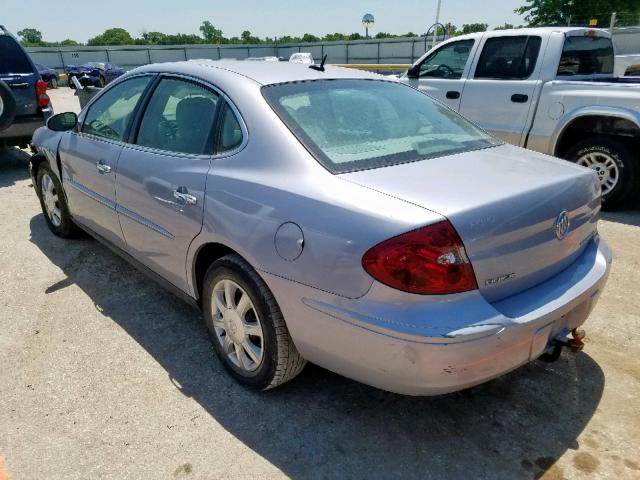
<box><xmin>36</xmin><ymin>79</ymin><xmax>50</xmax><ymax>108</ymax></box>
<box><xmin>362</xmin><ymin>220</ymin><xmax>477</xmax><ymax>295</ymax></box>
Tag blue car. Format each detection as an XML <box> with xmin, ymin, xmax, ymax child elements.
<box><xmin>65</xmin><ymin>62</ymin><xmax>125</xmax><ymax>88</ymax></box>
<box><xmin>35</xmin><ymin>63</ymin><xmax>59</xmax><ymax>89</ymax></box>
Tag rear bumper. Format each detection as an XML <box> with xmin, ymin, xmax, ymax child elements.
<box><xmin>264</xmin><ymin>235</ymin><xmax>612</xmax><ymax>395</ymax></box>
<box><xmin>0</xmin><ymin>111</ymin><xmax>52</xmax><ymax>144</ymax></box>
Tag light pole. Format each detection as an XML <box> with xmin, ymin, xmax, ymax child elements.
<box><xmin>362</xmin><ymin>13</ymin><xmax>375</xmax><ymax>39</ymax></box>
<box><xmin>432</xmin><ymin>0</ymin><xmax>442</xmax><ymax>49</ymax></box>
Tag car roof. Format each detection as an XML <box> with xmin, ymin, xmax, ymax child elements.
<box><xmin>452</xmin><ymin>26</ymin><xmax>612</xmax><ymax>41</ymax></box>
<box><xmin>133</xmin><ymin>59</ymin><xmax>386</xmax><ymax>86</ymax></box>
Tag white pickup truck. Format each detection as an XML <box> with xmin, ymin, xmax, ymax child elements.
<box><xmin>400</xmin><ymin>27</ymin><xmax>640</xmax><ymax>208</ymax></box>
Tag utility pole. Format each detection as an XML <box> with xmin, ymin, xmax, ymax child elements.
<box><xmin>432</xmin><ymin>0</ymin><xmax>442</xmax><ymax>49</ymax></box>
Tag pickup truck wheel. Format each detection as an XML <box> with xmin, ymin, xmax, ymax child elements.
<box><xmin>202</xmin><ymin>254</ymin><xmax>306</xmax><ymax>390</ymax></box>
<box><xmin>566</xmin><ymin>136</ymin><xmax>638</xmax><ymax>209</ymax></box>
<box><xmin>36</xmin><ymin>163</ymin><xmax>80</xmax><ymax>238</ymax></box>
<box><xmin>0</xmin><ymin>80</ymin><xmax>17</xmax><ymax>131</ymax></box>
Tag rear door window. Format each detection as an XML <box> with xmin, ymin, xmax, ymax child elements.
<box><xmin>217</xmin><ymin>103</ymin><xmax>243</xmax><ymax>152</ymax></box>
<box><xmin>0</xmin><ymin>36</ymin><xmax>33</xmax><ymax>75</ymax></box>
<box><xmin>82</xmin><ymin>76</ymin><xmax>152</xmax><ymax>141</ymax></box>
<box><xmin>557</xmin><ymin>36</ymin><xmax>614</xmax><ymax>76</ymax></box>
<box><xmin>474</xmin><ymin>36</ymin><xmax>542</xmax><ymax>80</ymax></box>
<box><xmin>136</xmin><ymin>78</ymin><xmax>219</xmax><ymax>155</ymax></box>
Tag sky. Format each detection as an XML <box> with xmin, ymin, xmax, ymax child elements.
<box><xmin>3</xmin><ymin>0</ymin><xmax>526</xmax><ymax>43</ymax></box>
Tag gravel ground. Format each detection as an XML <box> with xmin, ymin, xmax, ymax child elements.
<box><xmin>0</xmin><ymin>88</ymin><xmax>639</xmax><ymax>480</ymax></box>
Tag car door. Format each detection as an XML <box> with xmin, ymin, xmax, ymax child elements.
<box><xmin>115</xmin><ymin>76</ymin><xmax>227</xmax><ymax>292</ymax></box>
<box><xmin>458</xmin><ymin>35</ymin><xmax>545</xmax><ymax>146</ymax></box>
<box><xmin>406</xmin><ymin>39</ymin><xmax>477</xmax><ymax>110</ymax></box>
<box><xmin>59</xmin><ymin>75</ymin><xmax>153</xmax><ymax>248</ymax></box>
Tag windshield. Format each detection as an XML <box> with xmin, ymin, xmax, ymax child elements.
<box><xmin>557</xmin><ymin>35</ymin><xmax>614</xmax><ymax>77</ymax></box>
<box><xmin>263</xmin><ymin>79</ymin><xmax>499</xmax><ymax>173</ymax></box>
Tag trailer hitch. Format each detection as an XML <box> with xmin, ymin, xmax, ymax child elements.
<box><xmin>539</xmin><ymin>329</ymin><xmax>586</xmax><ymax>362</ymax></box>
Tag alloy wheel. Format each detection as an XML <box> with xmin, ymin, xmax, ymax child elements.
<box><xmin>41</xmin><ymin>173</ymin><xmax>62</xmax><ymax>227</ymax></box>
<box><xmin>577</xmin><ymin>151</ymin><xmax>619</xmax><ymax>196</ymax></box>
<box><xmin>210</xmin><ymin>279</ymin><xmax>264</xmax><ymax>372</ymax></box>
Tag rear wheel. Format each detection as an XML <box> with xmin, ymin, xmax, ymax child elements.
<box><xmin>36</xmin><ymin>162</ymin><xmax>80</xmax><ymax>238</ymax></box>
<box><xmin>49</xmin><ymin>77</ymin><xmax>58</xmax><ymax>89</ymax></box>
<box><xmin>202</xmin><ymin>254</ymin><xmax>306</xmax><ymax>390</ymax></box>
<box><xmin>565</xmin><ymin>136</ymin><xmax>639</xmax><ymax>209</ymax></box>
<box><xmin>97</xmin><ymin>75</ymin><xmax>106</xmax><ymax>88</ymax></box>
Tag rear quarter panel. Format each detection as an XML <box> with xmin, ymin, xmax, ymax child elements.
<box><xmin>526</xmin><ymin>80</ymin><xmax>640</xmax><ymax>155</ymax></box>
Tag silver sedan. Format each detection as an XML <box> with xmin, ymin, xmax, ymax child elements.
<box><xmin>30</xmin><ymin>60</ymin><xmax>611</xmax><ymax>395</ymax></box>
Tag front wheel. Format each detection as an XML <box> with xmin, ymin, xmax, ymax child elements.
<box><xmin>49</xmin><ymin>77</ymin><xmax>58</xmax><ymax>89</ymax></box>
<box><xmin>202</xmin><ymin>254</ymin><xmax>306</xmax><ymax>390</ymax></box>
<box><xmin>565</xmin><ymin>136</ymin><xmax>639</xmax><ymax>209</ymax></box>
<box><xmin>36</xmin><ymin>162</ymin><xmax>80</xmax><ymax>237</ymax></box>
<box><xmin>97</xmin><ymin>76</ymin><xmax>106</xmax><ymax>88</ymax></box>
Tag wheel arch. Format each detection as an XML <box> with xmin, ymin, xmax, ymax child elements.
<box><xmin>552</xmin><ymin>107</ymin><xmax>640</xmax><ymax>158</ymax></box>
<box><xmin>191</xmin><ymin>241</ymin><xmax>248</xmax><ymax>305</ymax></box>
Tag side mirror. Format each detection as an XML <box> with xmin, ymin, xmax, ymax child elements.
<box><xmin>47</xmin><ymin>112</ymin><xmax>78</xmax><ymax>132</ymax></box>
<box><xmin>407</xmin><ymin>64</ymin><xmax>420</xmax><ymax>79</ymax></box>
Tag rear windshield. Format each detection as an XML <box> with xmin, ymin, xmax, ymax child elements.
<box><xmin>557</xmin><ymin>35</ymin><xmax>614</xmax><ymax>77</ymax></box>
<box><xmin>0</xmin><ymin>35</ymin><xmax>33</xmax><ymax>75</ymax></box>
<box><xmin>262</xmin><ymin>79</ymin><xmax>499</xmax><ymax>173</ymax></box>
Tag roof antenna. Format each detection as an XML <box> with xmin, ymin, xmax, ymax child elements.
<box><xmin>309</xmin><ymin>54</ymin><xmax>328</xmax><ymax>72</ymax></box>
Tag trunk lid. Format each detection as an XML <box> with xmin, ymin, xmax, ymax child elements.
<box><xmin>341</xmin><ymin>144</ymin><xmax>600</xmax><ymax>303</ymax></box>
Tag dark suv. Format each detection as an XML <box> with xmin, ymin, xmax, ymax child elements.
<box><xmin>0</xmin><ymin>25</ymin><xmax>52</xmax><ymax>148</ymax></box>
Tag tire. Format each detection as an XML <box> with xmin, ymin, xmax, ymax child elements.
<box><xmin>36</xmin><ymin>162</ymin><xmax>80</xmax><ymax>238</ymax></box>
<box><xmin>0</xmin><ymin>80</ymin><xmax>16</xmax><ymax>131</ymax></box>
<box><xmin>98</xmin><ymin>75</ymin><xmax>106</xmax><ymax>88</ymax></box>
<box><xmin>49</xmin><ymin>77</ymin><xmax>58</xmax><ymax>89</ymax></box>
<box><xmin>565</xmin><ymin>135</ymin><xmax>639</xmax><ymax>209</ymax></box>
<box><xmin>202</xmin><ymin>254</ymin><xmax>306</xmax><ymax>390</ymax></box>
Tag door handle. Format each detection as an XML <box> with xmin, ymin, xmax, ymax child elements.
<box><xmin>173</xmin><ymin>187</ymin><xmax>197</xmax><ymax>206</ymax></box>
<box><xmin>96</xmin><ymin>161</ymin><xmax>112</xmax><ymax>174</ymax></box>
<box><xmin>9</xmin><ymin>82</ymin><xmax>29</xmax><ymax>89</ymax></box>
<box><xmin>511</xmin><ymin>94</ymin><xmax>529</xmax><ymax>103</ymax></box>
<box><xmin>446</xmin><ymin>90</ymin><xmax>460</xmax><ymax>99</ymax></box>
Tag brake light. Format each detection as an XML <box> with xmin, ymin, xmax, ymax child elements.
<box><xmin>36</xmin><ymin>79</ymin><xmax>50</xmax><ymax>108</ymax></box>
<box><xmin>362</xmin><ymin>221</ymin><xmax>477</xmax><ymax>295</ymax></box>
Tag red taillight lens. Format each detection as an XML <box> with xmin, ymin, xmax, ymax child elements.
<box><xmin>362</xmin><ymin>220</ymin><xmax>477</xmax><ymax>295</ymax></box>
<box><xmin>36</xmin><ymin>79</ymin><xmax>50</xmax><ymax>108</ymax></box>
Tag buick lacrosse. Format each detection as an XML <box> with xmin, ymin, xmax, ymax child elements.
<box><xmin>30</xmin><ymin>61</ymin><xmax>611</xmax><ymax>395</ymax></box>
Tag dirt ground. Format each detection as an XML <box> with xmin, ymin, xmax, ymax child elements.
<box><xmin>0</xmin><ymin>88</ymin><xmax>639</xmax><ymax>479</ymax></box>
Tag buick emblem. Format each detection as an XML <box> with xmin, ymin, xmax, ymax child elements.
<box><xmin>554</xmin><ymin>211</ymin><xmax>570</xmax><ymax>240</ymax></box>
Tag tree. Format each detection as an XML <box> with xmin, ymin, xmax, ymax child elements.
<box><xmin>240</xmin><ymin>30</ymin><xmax>261</xmax><ymax>44</ymax></box>
<box><xmin>58</xmin><ymin>39</ymin><xmax>81</xmax><ymax>46</ymax></box>
<box><xmin>462</xmin><ymin>23</ymin><xmax>488</xmax><ymax>34</ymax></box>
<box><xmin>17</xmin><ymin>28</ymin><xmax>42</xmax><ymax>45</ymax></box>
<box><xmin>199</xmin><ymin>21</ymin><xmax>223</xmax><ymax>43</ymax></box>
<box><xmin>141</xmin><ymin>31</ymin><xmax>168</xmax><ymax>45</ymax></box>
<box><xmin>443</xmin><ymin>23</ymin><xmax>459</xmax><ymax>36</ymax></box>
<box><xmin>494</xmin><ymin>23</ymin><xmax>515</xmax><ymax>30</ymax></box>
<box><xmin>87</xmin><ymin>28</ymin><xmax>134</xmax><ymax>46</ymax></box>
<box><xmin>515</xmin><ymin>0</ymin><xmax>640</xmax><ymax>26</ymax></box>
<box><xmin>301</xmin><ymin>33</ymin><xmax>320</xmax><ymax>43</ymax></box>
